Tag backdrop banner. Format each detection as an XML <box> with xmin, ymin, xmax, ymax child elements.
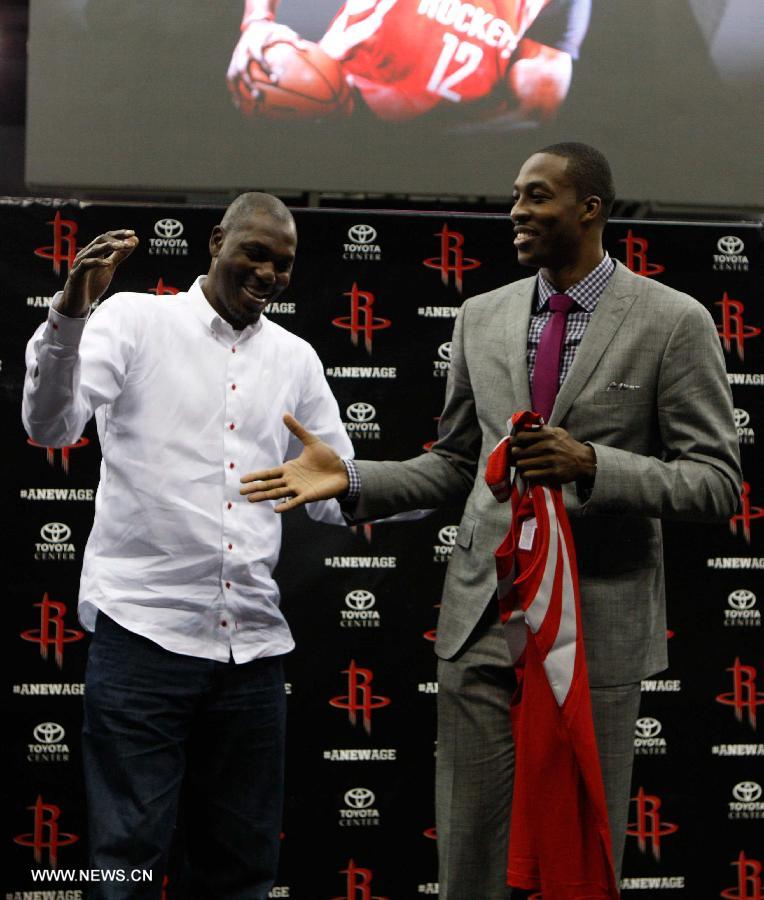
<box><xmin>2</xmin><ymin>199</ymin><xmax>762</xmax><ymax>899</ymax></box>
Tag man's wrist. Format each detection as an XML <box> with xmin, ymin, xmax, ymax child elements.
<box><xmin>341</xmin><ymin>458</ymin><xmax>361</xmax><ymax>506</ymax></box>
<box><xmin>53</xmin><ymin>302</ymin><xmax>89</xmax><ymax>319</ymax></box>
<box><xmin>576</xmin><ymin>443</ymin><xmax>597</xmax><ymax>499</ymax></box>
<box><xmin>54</xmin><ymin>286</ymin><xmax>91</xmax><ymax>318</ymax></box>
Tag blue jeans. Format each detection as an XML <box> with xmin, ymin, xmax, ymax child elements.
<box><xmin>83</xmin><ymin>613</ymin><xmax>286</xmax><ymax>899</ymax></box>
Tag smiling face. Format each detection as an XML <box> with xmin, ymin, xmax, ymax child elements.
<box><xmin>510</xmin><ymin>152</ymin><xmax>599</xmax><ymax>278</ymax></box>
<box><xmin>204</xmin><ymin>211</ymin><xmax>297</xmax><ymax>329</ymax></box>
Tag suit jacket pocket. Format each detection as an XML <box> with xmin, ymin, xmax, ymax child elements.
<box><xmin>456</xmin><ymin>515</ymin><xmax>476</xmax><ymax>549</ymax></box>
<box><xmin>591</xmin><ymin>389</ymin><xmax>651</xmax><ymax>406</ymax></box>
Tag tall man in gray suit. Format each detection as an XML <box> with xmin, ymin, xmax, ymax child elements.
<box><xmin>241</xmin><ymin>143</ymin><xmax>742</xmax><ymax>898</ymax></box>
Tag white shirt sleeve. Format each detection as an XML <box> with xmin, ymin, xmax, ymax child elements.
<box><xmin>22</xmin><ymin>293</ymin><xmax>136</xmax><ymax>447</ymax></box>
<box><xmin>292</xmin><ymin>346</ymin><xmax>354</xmax><ymax>527</ymax></box>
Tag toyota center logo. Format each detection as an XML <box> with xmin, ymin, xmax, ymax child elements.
<box><xmin>348</xmin><ymin>224</ymin><xmax>377</xmax><ymax>245</ymax></box>
<box><xmin>35</xmin><ymin>526</ymin><xmax>76</xmax><ymax>561</ymax></box>
<box><xmin>734</xmin><ymin>408</ymin><xmax>755</xmax><ymax>446</ymax></box>
<box><xmin>438</xmin><ymin>525</ymin><xmax>458</xmax><ymax>546</ymax></box>
<box><xmin>635</xmin><ymin>717</ymin><xmax>662</xmax><ymax>738</ymax></box>
<box><xmin>434</xmin><ymin>524</ymin><xmax>459</xmax><ymax>561</ymax></box>
<box><xmin>154</xmin><ymin>218</ymin><xmax>184</xmax><ymax>238</ymax></box>
<box><xmin>433</xmin><ymin>341</ymin><xmax>453</xmax><ymax>377</ymax></box>
<box><xmin>729</xmin><ymin>589</ymin><xmax>757</xmax><ymax>611</ymax></box>
<box><xmin>343</xmin><ymin>225</ymin><xmax>382</xmax><ymax>261</ymax></box>
<box><xmin>346</xmin><ymin>590</ymin><xmax>376</xmax><ymax>611</ymax></box>
<box><xmin>40</xmin><ymin>523</ymin><xmax>71</xmax><ymax>543</ymax></box>
<box><xmin>717</xmin><ymin>235</ymin><xmax>744</xmax><ymax>256</ymax></box>
<box><xmin>714</xmin><ymin>235</ymin><xmax>749</xmax><ymax>271</ymax></box>
<box><xmin>346</xmin><ymin>402</ymin><xmax>376</xmax><ymax>423</ymax></box>
<box><xmin>344</xmin><ymin>787</ymin><xmax>376</xmax><ymax>809</ymax></box>
<box><xmin>33</xmin><ymin>722</ymin><xmax>65</xmax><ymax>744</ymax></box>
<box><xmin>344</xmin><ymin>401</ymin><xmax>382</xmax><ymax>440</ymax></box>
<box><xmin>732</xmin><ymin>781</ymin><xmax>762</xmax><ymax>803</ymax></box>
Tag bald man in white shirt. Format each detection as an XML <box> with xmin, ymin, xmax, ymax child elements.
<box><xmin>22</xmin><ymin>194</ymin><xmax>352</xmax><ymax>900</ymax></box>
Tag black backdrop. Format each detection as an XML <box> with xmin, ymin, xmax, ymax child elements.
<box><xmin>2</xmin><ymin>200</ymin><xmax>762</xmax><ymax>899</ymax></box>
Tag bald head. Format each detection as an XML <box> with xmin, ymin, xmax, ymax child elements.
<box><xmin>220</xmin><ymin>192</ymin><xmax>295</xmax><ymax>234</ymax></box>
<box><xmin>204</xmin><ymin>192</ymin><xmax>297</xmax><ymax>330</ymax></box>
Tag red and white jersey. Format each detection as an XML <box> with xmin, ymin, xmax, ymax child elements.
<box><xmin>486</xmin><ymin>411</ymin><xmax>619</xmax><ymax>899</ymax></box>
<box><xmin>320</xmin><ymin>0</ymin><xmax>554</xmax><ymax>119</ymax></box>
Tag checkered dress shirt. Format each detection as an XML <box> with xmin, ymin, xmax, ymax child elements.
<box><xmin>343</xmin><ymin>255</ymin><xmax>615</xmax><ymax>504</ymax></box>
<box><xmin>527</xmin><ymin>254</ymin><xmax>615</xmax><ymax>387</ymax></box>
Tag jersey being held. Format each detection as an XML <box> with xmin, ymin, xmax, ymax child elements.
<box><xmin>486</xmin><ymin>411</ymin><xmax>619</xmax><ymax>899</ymax></box>
<box><xmin>320</xmin><ymin>0</ymin><xmax>556</xmax><ymax>119</ymax></box>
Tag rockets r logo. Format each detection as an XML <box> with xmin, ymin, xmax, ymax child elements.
<box><xmin>729</xmin><ymin>483</ymin><xmax>764</xmax><ymax>544</ymax></box>
<box><xmin>716</xmin><ymin>293</ymin><xmax>761</xmax><ymax>361</ymax></box>
<box><xmin>423</xmin><ymin>599</ymin><xmax>440</xmax><ymax>643</ymax></box>
<box><xmin>332</xmin><ymin>283</ymin><xmax>391</xmax><ymax>354</ymax></box>
<box><xmin>331</xmin><ymin>859</ymin><xmax>389</xmax><ymax>900</ymax></box>
<box><xmin>423</xmin><ymin>415</ymin><xmax>441</xmax><ymax>452</ymax></box>
<box><xmin>626</xmin><ymin>787</ymin><xmax>678</xmax><ymax>860</ymax></box>
<box><xmin>717</xmin><ymin>658</ymin><xmax>764</xmax><ymax>730</ymax></box>
<box><xmin>34</xmin><ymin>211</ymin><xmax>79</xmax><ymax>277</ymax></box>
<box><xmin>619</xmin><ymin>230</ymin><xmax>665</xmax><ymax>277</ymax></box>
<box><xmin>27</xmin><ymin>436</ymin><xmax>90</xmax><ymax>474</ymax></box>
<box><xmin>721</xmin><ymin>852</ymin><xmax>764</xmax><ymax>900</ymax></box>
<box><xmin>14</xmin><ymin>796</ymin><xmax>78</xmax><ymax>867</ymax></box>
<box><xmin>329</xmin><ymin>660</ymin><xmax>391</xmax><ymax>735</ymax></box>
<box><xmin>423</xmin><ymin>225</ymin><xmax>480</xmax><ymax>294</ymax></box>
<box><xmin>20</xmin><ymin>593</ymin><xmax>85</xmax><ymax>669</ymax></box>
<box><xmin>149</xmin><ymin>277</ymin><xmax>179</xmax><ymax>295</ymax></box>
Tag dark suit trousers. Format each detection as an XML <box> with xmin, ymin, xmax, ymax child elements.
<box><xmin>435</xmin><ymin>599</ymin><xmax>641</xmax><ymax>899</ymax></box>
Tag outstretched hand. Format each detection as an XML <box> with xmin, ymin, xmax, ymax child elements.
<box><xmin>56</xmin><ymin>230</ymin><xmax>139</xmax><ymax>317</ymax></box>
<box><xmin>240</xmin><ymin>414</ymin><xmax>350</xmax><ymax>512</ymax></box>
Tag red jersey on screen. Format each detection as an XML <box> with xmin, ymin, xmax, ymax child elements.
<box><xmin>320</xmin><ymin>0</ymin><xmax>554</xmax><ymax>119</ymax></box>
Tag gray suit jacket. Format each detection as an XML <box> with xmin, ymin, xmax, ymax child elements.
<box><xmin>350</xmin><ymin>261</ymin><xmax>742</xmax><ymax>686</ymax></box>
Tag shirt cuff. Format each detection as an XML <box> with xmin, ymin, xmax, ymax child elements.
<box><xmin>341</xmin><ymin>458</ymin><xmax>361</xmax><ymax>506</ymax></box>
<box><xmin>45</xmin><ymin>295</ymin><xmax>89</xmax><ymax>348</ymax></box>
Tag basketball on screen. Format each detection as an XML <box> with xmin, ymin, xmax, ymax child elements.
<box><xmin>234</xmin><ymin>41</ymin><xmax>353</xmax><ymax>120</ymax></box>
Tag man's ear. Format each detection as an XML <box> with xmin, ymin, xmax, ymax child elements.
<box><xmin>209</xmin><ymin>225</ymin><xmax>225</xmax><ymax>258</ymax></box>
<box><xmin>581</xmin><ymin>195</ymin><xmax>602</xmax><ymax>224</ymax></box>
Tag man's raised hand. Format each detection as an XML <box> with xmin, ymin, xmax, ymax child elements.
<box><xmin>56</xmin><ymin>230</ymin><xmax>139</xmax><ymax>318</ymax></box>
<box><xmin>240</xmin><ymin>414</ymin><xmax>350</xmax><ymax>512</ymax></box>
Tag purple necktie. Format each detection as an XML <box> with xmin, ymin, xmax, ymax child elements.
<box><xmin>531</xmin><ymin>293</ymin><xmax>576</xmax><ymax>422</ymax></box>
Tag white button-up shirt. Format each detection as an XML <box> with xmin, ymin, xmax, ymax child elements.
<box><xmin>23</xmin><ymin>277</ymin><xmax>353</xmax><ymax>662</ymax></box>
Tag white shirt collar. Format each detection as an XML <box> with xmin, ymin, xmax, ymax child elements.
<box><xmin>187</xmin><ymin>275</ymin><xmax>265</xmax><ymax>341</ymax></box>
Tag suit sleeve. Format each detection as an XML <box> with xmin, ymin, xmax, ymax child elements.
<box><xmin>348</xmin><ymin>303</ymin><xmax>481</xmax><ymax>522</ymax></box>
<box><xmin>580</xmin><ymin>300</ymin><xmax>742</xmax><ymax>522</ymax></box>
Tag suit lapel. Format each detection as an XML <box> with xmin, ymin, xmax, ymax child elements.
<box><xmin>503</xmin><ymin>280</ymin><xmax>534</xmax><ymax>413</ymax></box>
<box><xmin>550</xmin><ymin>262</ymin><xmax>639</xmax><ymax>426</ymax></box>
